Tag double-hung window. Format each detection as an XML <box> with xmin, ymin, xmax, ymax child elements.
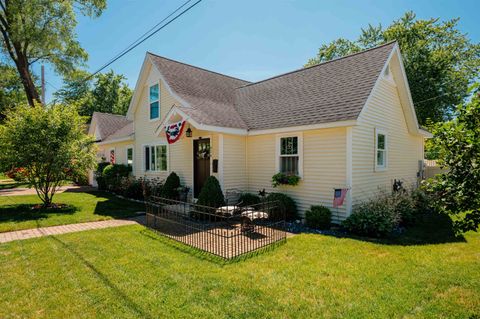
<box><xmin>375</xmin><ymin>129</ymin><xmax>387</xmax><ymax>170</ymax></box>
<box><xmin>149</xmin><ymin>84</ymin><xmax>159</xmax><ymax>120</ymax></box>
<box><xmin>144</xmin><ymin>145</ymin><xmax>167</xmax><ymax>171</ymax></box>
<box><xmin>279</xmin><ymin>136</ymin><xmax>299</xmax><ymax>175</ymax></box>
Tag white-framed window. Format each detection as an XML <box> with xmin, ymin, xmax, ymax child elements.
<box><xmin>109</xmin><ymin>148</ymin><xmax>115</xmax><ymax>164</ymax></box>
<box><xmin>276</xmin><ymin>133</ymin><xmax>303</xmax><ymax>176</ymax></box>
<box><xmin>149</xmin><ymin>83</ymin><xmax>160</xmax><ymax>120</ymax></box>
<box><xmin>144</xmin><ymin>144</ymin><xmax>167</xmax><ymax>172</ymax></box>
<box><xmin>375</xmin><ymin>128</ymin><xmax>387</xmax><ymax>170</ymax></box>
<box><xmin>126</xmin><ymin>146</ymin><xmax>134</xmax><ymax>168</ymax></box>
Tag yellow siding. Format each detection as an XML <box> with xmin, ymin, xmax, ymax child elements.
<box><xmin>96</xmin><ymin>141</ymin><xmax>134</xmax><ymax>166</ymax></box>
<box><xmin>222</xmin><ymin>134</ymin><xmax>247</xmax><ymax>191</ymax></box>
<box><xmin>132</xmin><ymin>63</ymin><xmax>181</xmax><ymax>181</ymax></box>
<box><xmin>246</xmin><ymin>128</ymin><xmax>348</xmax><ymax>221</ymax></box>
<box><xmin>352</xmin><ymin>75</ymin><xmax>424</xmax><ymax>205</ymax></box>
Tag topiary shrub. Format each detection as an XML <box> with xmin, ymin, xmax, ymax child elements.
<box><xmin>343</xmin><ymin>195</ymin><xmax>401</xmax><ymax>238</ymax></box>
<box><xmin>266</xmin><ymin>192</ymin><xmax>298</xmax><ymax>221</ymax></box>
<box><xmin>160</xmin><ymin>172</ymin><xmax>181</xmax><ymax>199</ymax></box>
<box><xmin>197</xmin><ymin>176</ymin><xmax>225</xmax><ymax>208</ymax></box>
<box><xmin>102</xmin><ymin>164</ymin><xmax>131</xmax><ymax>191</ymax></box>
<box><xmin>305</xmin><ymin>205</ymin><xmax>332</xmax><ymax>229</ymax></box>
<box><xmin>239</xmin><ymin>193</ymin><xmax>261</xmax><ymax>207</ymax></box>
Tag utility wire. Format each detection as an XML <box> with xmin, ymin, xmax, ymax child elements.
<box><xmin>85</xmin><ymin>0</ymin><xmax>202</xmax><ymax>81</ymax></box>
<box><xmin>91</xmin><ymin>0</ymin><xmax>196</xmax><ymax>76</ymax></box>
<box><xmin>414</xmin><ymin>92</ymin><xmax>451</xmax><ymax>105</ymax></box>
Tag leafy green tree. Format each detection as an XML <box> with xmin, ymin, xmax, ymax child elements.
<box><xmin>306</xmin><ymin>11</ymin><xmax>480</xmax><ymax>125</ymax></box>
<box><xmin>425</xmin><ymin>84</ymin><xmax>480</xmax><ymax>233</ymax></box>
<box><xmin>0</xmin><ymin>63</ymin><xmax>27</xmax><ymax>119</ymax></box>
<box><xmin>0</xmin><ymin>0</ymin><xmax>106</xmax><ymax>106</ymax></box>
<box><xmin>0</xmin><ymin>104</ymin><xmax>96</xmax><ymax>207</ymax></box>
<box><xmin>54</xmin><ymin>70</ymin><xmax>132</xmax><ymax>119</ymax></box>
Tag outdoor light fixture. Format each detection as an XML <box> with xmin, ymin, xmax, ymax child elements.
<box><xmin>186</xmin><ymin>127</ymin><xmax>192</xmax><ymax>138</ymax></box>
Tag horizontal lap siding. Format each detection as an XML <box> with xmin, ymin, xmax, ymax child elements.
<box><xmin>223</xmin><ymin>135</ymin><xmax>247</xmax><ymax>192</ymax></box>
<box><xmin>133</xmin><ymin>64</ymin><xmax>180</xmax><ymax>182</ymax></box>
<box><xmin>246</xmin><ymin>128</ymin><xmax>347</xmax><ymax>222</ymax></box>
<box><xmin>352</xmin><ymin>78</ymin><xmax>423</xmax><ymax>205</ymax></box>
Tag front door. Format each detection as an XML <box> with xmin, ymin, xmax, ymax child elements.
<box><xmin>193</xmin><ymin>138</ymin><xmax>211</xmax><ymax>198</ymax></box>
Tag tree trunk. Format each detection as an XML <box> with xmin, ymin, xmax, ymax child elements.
<box><xmin>14</xmin><ymin>52</ymin><xmax>41</xmax><ymax>107</ymax></box>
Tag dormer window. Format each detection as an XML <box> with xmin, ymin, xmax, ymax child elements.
<box><xmin>149</xmin><ymin>83</ymin><xmax>160</xmax><ymax>120</ymax></box>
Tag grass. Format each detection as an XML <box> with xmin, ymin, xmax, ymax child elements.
<box><xmin>0</xmin><ymin>213</ymin><xmax>479</xmax><ymax>318</ymax></box>
<box><xmin>0</xmin><ymin>191</ymin><xmax>145</xmax><ymax>232</ymax></box>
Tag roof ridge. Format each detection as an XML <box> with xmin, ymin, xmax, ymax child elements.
<box><xmin>147</xmin><ymin>52</ymin><xmax>251</xmax><ymax>84</ymax></box>
<box><xmin>238</xmin><ymin>40</ymin><xmax>397</xmax><ymax>89</ymax></box>
<box><xmin>93</xmin><ymin>111</ymin><xmax>129</xmax><ymax>119</ymax></box>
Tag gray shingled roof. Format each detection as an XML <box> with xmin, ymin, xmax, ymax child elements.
<box><xmin>234</xmin><ymin>42</ymin><xmax>396</xmax><ymax>130</ymax></box>
<box><xmin>92</xmin><ymin>112</ymin><xmax>133</xmax><ymax>142</ymax></box>
<box><xmin>148</xmin><ymin>53</ymin><xmax>251</xmax><ymax>129</ymax></box>
<box><xmin>148</xmin><ymin>42</ymin><xmax>395</xmax><ymax>131</ymax></box>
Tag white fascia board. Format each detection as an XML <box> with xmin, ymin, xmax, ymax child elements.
<box><xmin>97</xmin><ymin>136</ymin><xmax>134</xmax><ymax>146</ymax></box>
<box><xmin>247</xmin><ymin>120</ymin><xmax>357</xmax><ymax>136</ymax></box>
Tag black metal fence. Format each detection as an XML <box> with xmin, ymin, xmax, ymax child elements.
<box><xmin>145</xmin><ymin>196</ymin><xmax>286</xmax><ymax>259</ymax></box>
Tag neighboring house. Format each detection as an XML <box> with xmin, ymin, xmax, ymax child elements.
<box><xmin>89</xmin><ymin>41</ymin><xmax>431</xmax><ymax>221</ymax></box>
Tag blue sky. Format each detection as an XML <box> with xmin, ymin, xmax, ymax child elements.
<box><xmin>36</xmin><ymin>0</ymin><xmax>480</xmax><ymax>103</ymax></box>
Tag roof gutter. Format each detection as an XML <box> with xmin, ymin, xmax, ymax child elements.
<box><xmin>96</xmin><ymin>135</ymin><xmax>135</xmax><ymax>145</ymax></box>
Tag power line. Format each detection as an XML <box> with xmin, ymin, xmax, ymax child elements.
<box><xmin>92</xmin><ymin>0</ymin><xmax>196</xmax><ymax>76</ymax></box>
<box><xmin>414</xmin><ymin>92</ymin><xmax>451</xmax><ymax>105</ymax></box>
<box><xmin>85</xmin><ymin>0</ymin><xmax>202</xmax><ymax>81</ymax></box>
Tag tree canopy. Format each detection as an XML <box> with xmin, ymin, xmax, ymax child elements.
<box><xmin>0</xmin><ymin>62</ymin><xmax>26</xmax><ymax>119</ymax></box>
<box><xmin>54</xmin><ymin>70</ymin><xmax>133</xmax><ymax>119</ymax></box>
<box><xmin>0</xmin><ymin>0</ymin><xmax>106</xmax><ymax>106</ymax></box>
<box><xmin>425</xmin><ymin>84</ymin><xmax>480</xmax><ymax>233</ymax></box>
<box><xmin>305</xmin><ymin>11</ymin><xmax>480</xmax><ymax>125</ymax></box>
<box><xmin>0</xmin><ymin>104</ymin><xmax>96</xmax><ymax>206</ymax></box>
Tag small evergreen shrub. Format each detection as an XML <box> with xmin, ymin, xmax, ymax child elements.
<box><xmin>197</xmin><ymin>176</ymin><xmax>225</xmax><ymax>208</ymax></box>
<box><xmin>239</xmin><ymin>193</ymin><xmax>261</xmax><ymax>207</ymax></box>
<box><xmin>94</xmin><ymin>162</ymin><xmax>110</xmax><ymax>190</ymax></box>
<box><xmin>305</xmin><ymin>205</ymin><xmax>332</xmax><ymax>229</ymax></box>
<box><xmin>160</xmin><ymin>172</ymin><xmax>181</xmax><ymax>199</ymax></box>
<box><xmin>266</xmin><ymin>192</ymin><xmax>298</xmax><ymax>221</ymax></box>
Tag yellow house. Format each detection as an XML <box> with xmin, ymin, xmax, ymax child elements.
<box><xmin>89</xmin><ymin>41</ymin><xmax>431</xmax><ymax>222</ymax></box>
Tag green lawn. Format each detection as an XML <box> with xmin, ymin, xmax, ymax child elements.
<box><xmin>0</xmin><ymin>214</ymin><xmax>479</xmax><ymax>318</ymax></box>
<box><xmin>0</xmin><ymin>191</ymin><xmax>145</xmax><ymax>232</ymax></box>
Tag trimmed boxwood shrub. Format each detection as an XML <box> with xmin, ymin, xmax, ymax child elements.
<box><xmin>266</xmin><ymin>192</ymin><xmax>298</xmax><ymax>221</ymax></box>
<box><xmin>239</xmin><ymin>193</ymin><xmax>261</xmax><ymax>207</ymax></box>
<box><xmin>305</xmin><ymin>205</ymin><xmax>332</xmax><ymax>229</ymax></box>
<box><xmin>197</xmin><ymin>176</ymin><xmax>225</xmax><ymax>208</ymax></box>
<box><xmin>160</xmin><ymin>172</ymin><xmax>181</xmax><ymax>199</ymax></box>
<box><xmin>102</xmin><ymin>164</ymin><xmax>131</xmax><ymax>191</ymax></box>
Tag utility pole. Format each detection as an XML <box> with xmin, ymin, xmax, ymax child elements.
<box><xmin>41</xmin><ymin>65</ymin><xmax>45</xmax><ymax>105</ymax></box>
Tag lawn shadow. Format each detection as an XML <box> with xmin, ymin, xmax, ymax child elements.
<box><xmin>328</xmin><ymin>212</ymin><xmax>466</xmax><ymax>246</ymax></box>
<box><xmin>48</xmin><ymin>235</ymin><xmax>153</xmax><ymax>319</ymax></box>
<box><xmin>0</xmin><ymin>204</ymin><xmax>78</xmax><ymax>225</ymax></box>
<box><xmin>78</xmin><ymin>190</ymin><xmax>145</xmax><ymax>220</ymax></box>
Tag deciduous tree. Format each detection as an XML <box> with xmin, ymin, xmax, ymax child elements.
<box><xmin>0</xmin><ymin>0</ymin><xmax>106</xmax><ymax>106</ymax></box>
<box><xmin>306</xmin><ymin>11</ymin><xmax>480</xmax><ymax>125</ymax></box>
<box><xmin>0</xmin><ymin>104</ymin><xmax>97</xmax><ymax>207</ymax></box>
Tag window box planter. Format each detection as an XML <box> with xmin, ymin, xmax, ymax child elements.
<box><xmin>272</xmin><ymin>172</ymin><xmax>301</xmax><ymax>188</ymax></box>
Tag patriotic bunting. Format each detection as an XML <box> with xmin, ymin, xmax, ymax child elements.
<box><xmin>165</xmin><ymin>120</ymin><xmax>186</xmax><ymax>144</ymax></box>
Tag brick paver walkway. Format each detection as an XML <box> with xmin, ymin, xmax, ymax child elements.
<box><xmin>0</xmin><ymin>185</ymin><xmax>96</xmax><ymax>197</ymax></box>
<box><xmin>0</xmin><ymin>217</ymin><xmax>145</xmax><ymax>244</ymax></box>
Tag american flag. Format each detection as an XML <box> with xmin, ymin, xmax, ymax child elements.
<box><xmin>165</xmin><ymin>120</ymin><xmax>186</xmax><ymax>144</ymax></box>
<box><xmin>333</xmin><ymin>188</ymin><xmax>348</xmax><ymax>208</ymax></box>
